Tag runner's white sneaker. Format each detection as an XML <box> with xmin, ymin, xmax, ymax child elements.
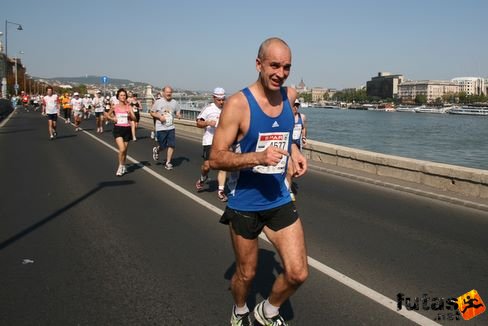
<box><xmin>164</xmin><ymin>162</ymin><xmax>173</xmax><ymax>170</ymax></box>
<box><xmin>254</xmin><ymin>301</ymin><xmax>288</xmax><ymax>326</ymax></box>
<box><xmin>152</xmin><ymin>146</ymin><xmax>159</xmax><ymax>161</ymax></box>
<box><xmin>230</xmin><ymin>306</ymin><xmax>251</xmax><ymax>326</ymax></box>
<box><xmin>116</xmin><ymin>166</ymin><xmax>124</xmax><ymax>177</ymax></box>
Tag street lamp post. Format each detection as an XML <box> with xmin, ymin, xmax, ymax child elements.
<box><xmin>14</xmin><ymin>50</ymin><xmax>24</xmax><ymax>95</ymax></box>
<box><xmin>3</xmin><ymin>20</ymin><xmax>23</xmax><ymax>98</ymax></box>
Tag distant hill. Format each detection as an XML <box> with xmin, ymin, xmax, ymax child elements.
<box><xmin>38</xmin><ymin>75</ymin><xmax>151</xmax><ymax>87</ymax></box>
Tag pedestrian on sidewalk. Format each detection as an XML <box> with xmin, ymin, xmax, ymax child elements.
<box><xmin>105</xmin><ymin>88</ymin><xmax>136</xmax><ymax>176</ymax></box>
<box><xmin>209</xmin><ymin>37</ymin><xmax>308</xmax><ymax>326</ymax></box>
<box><xmin>195</xmin><ymin>87</ymin><xmax>227</xmax><ymax>201</ymax></box>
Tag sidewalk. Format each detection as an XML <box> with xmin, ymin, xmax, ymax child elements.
<box><xmin>139</xmin><ymin>114</ymin><xmax>488</xmax><ymax>213</ymax></box>
<box><xmin>308</xmin><ymin>160</ymin><xmax>488</xmax><ymax>212</ymax></box>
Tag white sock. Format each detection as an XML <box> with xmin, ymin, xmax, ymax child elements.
<box><xmin>234</xmin><ymin>304</ymin><xmax>249</xmax><ymax>315</ymax></box>
<box><xmin>200</xmin><ymin>175</ymin><xmax>207</xmax><ymax>182</ymax></box>
<box><xmin>218</xmin><ymin>185</ymin><xmax>224</xmax><ymax>191</ymax></box>
<box><xmin>263</xmin><ymin>299</ymin><xmax>279</xmax><ymax>318</ymax></box>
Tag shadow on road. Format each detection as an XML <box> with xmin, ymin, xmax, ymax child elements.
<box><xmin>224</xmin><ymin>248</ymin><xmax>294</xmax><ymax>322</ymax></box>
<box><xmin>0</xmin><ymin>128</ymin><xmax>35</xmax><ymax>135</ymax></box>
<box><xmin>0</xmin><ymin>180</ymin><xmax>135</xmax><ymax>251</ymax></box>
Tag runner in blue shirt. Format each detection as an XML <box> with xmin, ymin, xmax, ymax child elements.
<box><xmin>209</xmin><ymin>37</ymin><xmax>308</xmax><ymax>326</ymax></box>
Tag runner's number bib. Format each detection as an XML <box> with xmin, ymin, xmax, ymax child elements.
<box><xmin>292</xmin><ymin>124</ymin><xmax>302</xmax><ymax>140</ymax></box>
<box><xmin>252</xmin><ymin>132</ymin><xmax>289</xmax><ymax>174</ymax></box>
<box><xmin>163</xmin><ymin>110</ymin><xmax>173</xmax><ymax>127</ymax></box>
<box><xmin>116</xmin><ymin>112</ymin><xmax>128</xmax><ymax>125</ymax></box>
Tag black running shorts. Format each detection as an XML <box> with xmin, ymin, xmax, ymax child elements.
<box><xmin>202</xmin><ymin>145</ymin><xmax>212</xmax><ymax>160</ymax></box>
<box><xmin>47</xmin><ymin>113</ymin><xmax>58</xmax><ymax>121</ymax></box>
<box><xmin>220</xmin><ymin>201</ymin><xmax>299</xmax><ymax>239</ymax></box>
<box><xmin>113</xmin><ymin>125</ymin><xmax>131</xmax><ymax>142</ymax></box>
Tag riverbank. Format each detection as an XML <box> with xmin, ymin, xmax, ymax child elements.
<box><xmin>138</xmin><ymin>113</ymin><xmax>488</xmax><ymax>210</ymax></box>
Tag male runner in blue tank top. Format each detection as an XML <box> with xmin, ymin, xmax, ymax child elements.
<box><xmin>209</xmin><ymin>37</ymin><xmax>308</xmax><ymax>326</ymax></box>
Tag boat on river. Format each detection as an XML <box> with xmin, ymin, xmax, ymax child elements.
<box><xmin>414</xmin><ymin>105</ymin><xmax>449</xmax><ymax>114</ymax></box>
<box><xmin>448</xmin><ymin>106</ymin><xmax>488</xmax><ymax>116</ymax></box>
<box><xmin>396</xmin><ymin>106</ymin><xmax>416</xmax><ymax>113</ymax></box>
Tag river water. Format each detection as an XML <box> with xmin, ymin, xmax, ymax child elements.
<box><xmin>303</xmin><ymin>108</ymin><xmax>488</xmax><ymax>171</ymax></box>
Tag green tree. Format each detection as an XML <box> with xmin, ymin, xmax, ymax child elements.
<box><xmin>415</xmin><ymin>94</ymin><xmax>427</xmax><ymax>104</ymax></box>
<box><xmin>300</xmin><ymin>92</ymin><xmax>312</xmax><ymax>103</ymax></box>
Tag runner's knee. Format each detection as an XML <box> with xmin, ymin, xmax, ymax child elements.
<box><xmin>284</xmin><ymin>265</ymin><xmax>308</xmax><ymax>286</ymax></box>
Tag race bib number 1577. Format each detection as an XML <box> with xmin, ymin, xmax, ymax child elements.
<box><xmin>252</xmin><ymin>132</ymin><xmax>289</xmax><ymax>174</ymax></box>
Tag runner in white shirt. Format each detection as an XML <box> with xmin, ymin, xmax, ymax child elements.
<box><xmin>83</xmin><ymin>94</ymin><xmax>93</xmax><ymax>119</ymax></box>
<box><xmin>41</xmin><ymin>86</ymin><xmax>60</xmax><ymax>140</ymax></box>
<box><xmin>70</xmin><ymin>92</ymin><xmax>84</xmax><ymax>131</ymax></box>
<box><xmin>149</xmin><ymin>86</ymin><xmax>181</xmax><ymax>170</ymax></box>
<box><xmin>92</xmin><ymin>90</ymin><xmax>105</xmax><ymax>133</ymax></box>
<box><xmin>195</xmin><ymin>87</ymin><xmax>228</xmax><ymax>201</ymax></box>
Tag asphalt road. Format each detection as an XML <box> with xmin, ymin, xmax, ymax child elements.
<box><xmin>1</xmin><ymin>109</ymin><xmax>487</xmax><ymax>325</ymax></box>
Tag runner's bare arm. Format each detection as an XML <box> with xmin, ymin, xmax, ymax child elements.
<box><xmin>128</xmin><ymin>107</ymin><xmax>136</xmax><ymax>121</ymax></box>
<box><xmin>104</xmin><ymin>107</ymin><xmax>116</xmax><ymax>122</ymax></box>
<box><xmin>290</xmin><ymin>143</ymin><xmax>307</xmax><ymax>177</ymax></box>
<box><xmin>209</xmin><ymin>93</ymin><xmax>287</xmax><ymax>171</ymax></box>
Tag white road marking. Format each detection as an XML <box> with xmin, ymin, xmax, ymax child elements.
<box><xmin>83</xmin><ymin>129</ymin><xmax>440</xmax><ymax>326</ymax></box>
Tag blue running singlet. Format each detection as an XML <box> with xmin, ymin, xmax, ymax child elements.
<box><xmin>227</xmin><ymin>87</ymin><xmax>294</xmax><ymax>211</ymax></box>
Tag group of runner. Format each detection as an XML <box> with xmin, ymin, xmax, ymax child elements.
<box><xmin>34</xmin><ymin>37</ymin><xmax>309</xmax><ymax>325</ymax></box>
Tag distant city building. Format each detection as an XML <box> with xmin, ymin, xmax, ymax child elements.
<box><xmin>311</xmin><ymin>87</ymin><xmax>328</xmax><ymax>102</ymax></box>
<box><xmin>328</xmin><ymin>88</ymin><xmax>337</xmax><ymax>99</ymax></box>
<box><xmin>451</xmin><ymin>77</ymin><xmax>486</xmax><ymax>95</ymax></box>
<box><xmin>366</xmin><ymin>72</ymin><xmax>404</xmax><ymax>99</ymax></box>
<box><xmin>295</xmin><ymin>78</ymin><xmax>307</xmax><ymax>93</ymax></box>
<box><xmin>398</xmin><ymin>80</ymin><xmax>459</xmax><ymax>103</ymax></box>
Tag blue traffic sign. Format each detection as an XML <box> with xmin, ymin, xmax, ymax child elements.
<box><xmin>101</xmin><ymin>76</ymin><xmax>109</xmax><ymax>84</ymax></box>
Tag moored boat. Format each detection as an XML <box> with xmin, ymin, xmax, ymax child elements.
<box><xmin>448</xmin><ymin>106</ymin><xmax>488</xmax><ymax>116</ymax></box>
<box><xmin>414</xmin><ymin>105</ymin><xmax>449</xmax><ymax>114</ymax></box>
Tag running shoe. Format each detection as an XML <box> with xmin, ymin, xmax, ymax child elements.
<box><xmin>254</xmin><ymin>301</ymin><xmax>288</xmax><ymax>326</ymax></box>
<box><xmin>218</xmin><ymin>190</ymin><xmax>228</xmax><ymax>202</ymax></box>
<box><xmin>121</xmin><ymin>165</ymin><xmax>127</xmax><ymax>174</ymax></box>
<box><xmin>196</xmin><ymin>179</ymin><xmax>204</xmax><ymax>191</ymax></box>
<box><xmin>195</xmin><ymin>176</ymin><xmax>208</xmax><ymax>191</ymax></box>
<box><xmin>164</xmin><ymin>162</ymin><xmax>173</xmax><ymax>170</ymax></box>
<box><xmin>53</xmin><ymin>131</ymin><xmax>57</xmax><ymax>137</ymax></box>
<box><xmin>116</xmin><ymin>166</ymin><xmax>124</xmax><ymax>177</ymax></box>
<box><xmin>230</xmin><ymin>306</ymin><xmax>251</xmax><ymax>326</ymax></box>
<box><xmin>152</xmin><ymin>146</ymin><xmax>159</xmax><ymax>161</ymax></box>
<box><xmin>49</xmin><ymin>135</ymin><xmax>54</xmax><ymax>140</ymax></box>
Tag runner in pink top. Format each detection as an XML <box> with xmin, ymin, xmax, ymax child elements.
<box><xmin>105</xmin><ymin>88</ymin><xmax>136</xmax><ymax>176</ymax></box>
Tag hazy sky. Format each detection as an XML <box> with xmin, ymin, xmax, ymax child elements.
<box><xmin>2</xmin><ymin>0</ymin><xmax>487</xmax><ymax>93</ymax></box>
